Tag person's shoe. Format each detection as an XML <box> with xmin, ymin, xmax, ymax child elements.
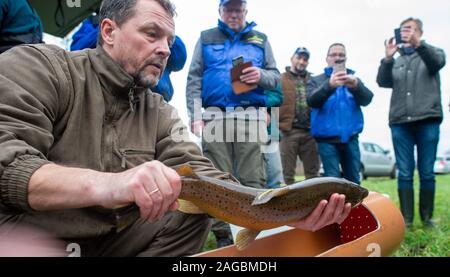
<box><xmin>216</xmin><ymin>237</ymin><xmax>234</xmax><ymax>248</ymax></box>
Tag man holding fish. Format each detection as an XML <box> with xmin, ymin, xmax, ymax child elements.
<box><xmin>0</xmin><ymin>0</ymin><xmax>354</xmax><ymax>256</ymax></box>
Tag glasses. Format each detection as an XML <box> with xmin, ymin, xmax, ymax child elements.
<box><xmin>222</xmin><ymin>7</ymin><xmax>246</xmax><ymax>15</ymax></box>
<box><xmin>328</xmin><ymin>53</ymin><xmax>346</xmax><ymax>58</ymax></box>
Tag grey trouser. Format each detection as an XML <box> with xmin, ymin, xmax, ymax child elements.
<box><xmin>202</xmin><ymin>118</ymin><xmax>267</xmax><ymax>240</ymax></box>
<box><xmin>202</xmin><ymin>118</ymin><xmax>267</xmax><ymax>188</ymax></box>
<box><xmin>280</xmin><ymin>128</ymin><xmax>320</xmax><ymax>184</ymax></box>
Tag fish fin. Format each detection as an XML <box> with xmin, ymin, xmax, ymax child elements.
<box><xmin>177</xmin><ymin>199</ymin><xmax>205</xmax><ymax>214</ymax></box>
<box><xmin>252</xmin><ymin>187</ymin><xmax>291</xmax><ymax>206</ymax></box>
<box><xmin>235</xmin><ymin>229</ymin><xmax>260</xmax><ymax>251</ymax></box>
<box><xmin>176</xmin><ymin>165</ymin><xmax>198</xmax><ymax>178</ymax></box>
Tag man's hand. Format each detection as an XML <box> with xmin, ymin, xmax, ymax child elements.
<box><xmin>101</xmin><ymin>161</ymin><xmax>181</xmax><ymax>223</ymax></box>
<box><xmin>342</xmin><ymin>75</ymin><xmax>359</xmax><ymax>89</ymax></box>
<box><xmin>289</xmin><ymin>193</ymin><xmax>352</xmax><ymax>232</ymax></box>
<box><xmin>240</xmin><ymin>66</ymin><xmax>261</xmax><ymax>85</ymax></box>
<box><xmin>190</xmin><ymin>120</ymin><xmax>204</xmax><ymax>137</ymax></box>
<box><xmin>401</xmin><ymin>26</ymin><xmax>421</xmax><ymax>48</ymax></box>
<box><xmin>385</xmin><ymin>37</ymin><xmax>399</xmax><ymax>61</ymax></box>
<box><xmin>329</xmin><ymin>71</ymin><xmax>347</xmax><ymax>89</ymax></box>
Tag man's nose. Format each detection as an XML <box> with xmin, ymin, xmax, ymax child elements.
<box><xmin>156</xmin><ymin>40</ymin><xmax>171</xmax><ymax>58</ymax></box>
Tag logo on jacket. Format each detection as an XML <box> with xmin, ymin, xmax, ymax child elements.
<box><xmin>246</xmin><ymin>35</ymin><xmax>264</xmax><ymax>46</ymax></box>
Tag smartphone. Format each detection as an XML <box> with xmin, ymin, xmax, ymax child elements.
<box><xmin>333</xmin><ymin>60</ymin><xmax>346</xmax><ymax>73</ymax></box>
<box><xmin>394</xmin><ymin>28</ymin><xmax>404</xmax><ymax>45</ymax></box>
<box><xmin>232</xmin><ymin>56</ymin><xmax>244</xmax><ymax>67</ymax></box>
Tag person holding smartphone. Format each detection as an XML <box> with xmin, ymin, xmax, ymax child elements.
<box><xmin>377</xmin><ymin>18</ymin><xmax>446</xmax><ymax>228</ymax></box>
<box><xmin>307</xmin><ymin>43</ymin><xmax>374</xmax><ymax>185</ymax></box>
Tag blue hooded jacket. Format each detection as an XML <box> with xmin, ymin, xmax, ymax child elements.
<box><xmin>200</xmin><ymin>20</ymin><xmax>268</xmax><ymax>108</ymax></box>
<box><xmin>310</xmin><ymin>67</ymin><xmax>364</xmax><ymax>143</ymax></box>
<box><xmin>70</xmin><ymin>21</ymin><xmax>187</xmax><ymax>102</ymax></box>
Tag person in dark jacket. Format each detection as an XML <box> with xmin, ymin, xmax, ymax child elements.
<box><xmin>70</xmin><ymin>16</ymin><xmax>187</xmax><ymax>102</ymax></box>
<box><xmin>0</xmin><ymin>0</ymin><xmax>43</xmax><ymax>54</ymax></box>
<box><xmin>307</xmin><ymin>43</ymin><xmax>374</xmax><ymax>185</ymax></box>
<box><xmin>279</xmin><ymin>47</ymin><xmax>320</xmax><ymax>183</ymax></box>
<box><xmin>376</xmin><ymin>18</ymin><xmax>446</xmax><ymax>228</ymax></box>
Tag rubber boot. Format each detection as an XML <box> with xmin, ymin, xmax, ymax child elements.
<box><xmin>419</xmin><ymin>189</ymin><xmax>435</xmax><ymax>228</ymax></box>
<box><xmin>398</xmin><ymin>189</ymin><xmax>414</xmax><ymax>228</ymax></box>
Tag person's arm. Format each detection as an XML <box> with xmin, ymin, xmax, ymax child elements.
<box><xmin>186</xmin><ymin>39</ymin><xmax>203</xmax><ymax>121</ymax></box>
<box><xmin>257</xmin><ymin>39</ymin><xmax>280</xmax><ymax>90</ymax></box>
<box><xmin>0</xmin><ymin>45</ymin><xmax>67</xmax><ymax>212</ymax></box>
<box><xmin>347</xmin><ymin>78</ymin><xmax>374</xmax><ymax>107</ymax></box>
<box><xmin>376</xmin><ymin>58</ymin><xmax>394</xmax><ymax>88</ymax></box>
<box><xmin>416</xmin><ymin>42</ymin><xmax>446</xmax><ymax>75</ymax></box>
<box><xmin>307</xmin><ymin>76</ymin><xmax>335</xmax><ymax>108</ymax></box>
<box><xmin>186</xmin><ymin>38</ymin><xmax>204</xmax><ymax>133</ymax></box>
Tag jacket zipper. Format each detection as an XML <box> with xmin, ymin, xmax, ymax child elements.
<box><xmin>129</xmin><ymin>86</ymin><xmax>137</xmax><ymax>112</ymax></box>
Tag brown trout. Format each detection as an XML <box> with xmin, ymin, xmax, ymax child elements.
<box><xmin>116</xmin><ymin>165</ymin><xmax>368</xmax><ymax>250</ymax></box>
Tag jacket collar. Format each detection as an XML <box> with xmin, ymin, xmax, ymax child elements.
<box><xmin>88</xmin><ymin>46</ymin><xmax>143</xmax><ymax>100</ymax></box>
<box><xmin>218</xmin><ymin>20</ymin><xmax>257</xmax><ymax>40</ymax></box>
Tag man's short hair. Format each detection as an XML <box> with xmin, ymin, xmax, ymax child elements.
<box><xmin>400</xmin><ymin>17</ymin><xmax>423</xmax><ymax>34</ymax></box>
<box><xmin>98</xmin><ymin>0</ymin><xmax>176</xmax><ymax>45</ymax></box>
<box><xmin>327</xmin><ymin>43</ymin><xmax>346</xmax><ymax>56</ymax></box>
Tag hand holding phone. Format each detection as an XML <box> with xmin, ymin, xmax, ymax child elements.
<box><xmin>230</xmin><ymin>56</ymin><xmax>257</xmax><ymax>95</ymax></box>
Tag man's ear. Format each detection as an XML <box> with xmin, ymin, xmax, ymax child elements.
<box><xmin>100</xmin><ymin>19</ymin><xmax>117</xmax><ymax>46</ymax></box>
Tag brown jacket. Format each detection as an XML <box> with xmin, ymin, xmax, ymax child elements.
<box><xmin>279</xmin><ymin>67</ymin><xmax>311</xmax><ymax>131</ymax></box>
<box><xmin>0</xmin><ymin>45</ymin><xmax>230</xmax><ymax>238</ymax></box>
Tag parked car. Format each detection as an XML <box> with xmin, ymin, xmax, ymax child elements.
<box><xmin>360</xmin><ymin>142</ymin><xmax>397</xmax><ymax>180</ymax></box>
<box><xmin>434</xmin><ymin>156</ymin><xmax>450</xmax><ymax>174</ymax></box>
<box><xmin>319</xmin><ymin>142</ymin><xmax>397</xmax><ymax>180</ymax></box>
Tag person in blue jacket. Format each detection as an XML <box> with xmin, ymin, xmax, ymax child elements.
<box><xmin>307</xmin><ymin>43</ymin><xmax>374</xmax><ymax>185</ymax></box>
<box><xmin>185</xmin><ymin>0</ymin><xmax>281</xmax><ymax>248</ymax></box>
<box><xmin>70</xmin><ymin>17</ymin><xmax>186</xmax><ymax>102</ymax></box>
<box><xmin>0</xmin><ymin>0</ymin><xmax>43</xmax><ymax>54</ymax></box>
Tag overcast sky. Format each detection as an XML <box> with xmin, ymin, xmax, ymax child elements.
<box><xmin>166</xmin><ymin>0</ymin><xmax>450</xmax><ymax>154</ymax></box>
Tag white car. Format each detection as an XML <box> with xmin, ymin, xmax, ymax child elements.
<box><xmin>360</xmin><ymin>142</ymin><xmax>397</xmax><ymax>180</ymax></box>
<box><xmin>319</xmin><ymin>142</ymin><xmax>397</xmax><ymax>180</ymax></box>
<box><xmin>434</xmin><ymin>156</ymin><xmax>450</xmax><ymax>174</ymax></box>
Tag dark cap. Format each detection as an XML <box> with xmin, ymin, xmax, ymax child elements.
<box><xmin>294</xmin><ymin>47</ymin><xmax>310</xmax><ymax>60</ymax></box>
<box><xmin>220</xmin><ymin>0</ymin><xmax>247</xmax><ymax>6</ymax></box>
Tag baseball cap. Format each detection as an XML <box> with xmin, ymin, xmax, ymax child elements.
<box><xmin>220</xmin><ymin>0</ymin><xmax>247</xmax><ymax>7</ymax></box>
<box><xmin>294</xmin><ymin>47</ymin><xmax>310</xmax><ymax>60</ymax></box>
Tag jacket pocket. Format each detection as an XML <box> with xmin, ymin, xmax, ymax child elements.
<box><xmin>204</xmin><ymin>44</ymin><xmax>226</xmax><ymax>65</ymax></box>
<box><xmin>117</xmin><ymin>148</ymin><xmax>155</xmax><ymax>169</ymax></box>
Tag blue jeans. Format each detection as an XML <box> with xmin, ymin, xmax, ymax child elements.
<box><xmin>391</xmin><ymin>121</ymin><xmax>440</xmax><ymax>190</ymax></box>
<box><xmin>265</xmin><ymin>142</ymin><xmax>284</xmax><ymax>189</ymax></box>
<box><xmin>318</xmin><ymin>137</ymin><xmax>361</xmax><ymax>184</ymax></box>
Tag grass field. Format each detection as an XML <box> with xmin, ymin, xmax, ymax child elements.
<box><xmin>201</xmin><ymin>174</ymin><xmax>449</xmax><ymax>257</ymax></box>
<box><xmin>362</xmin><ymin>174</ymin><xmax>449</xmax><ymax>257</ymax></box>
